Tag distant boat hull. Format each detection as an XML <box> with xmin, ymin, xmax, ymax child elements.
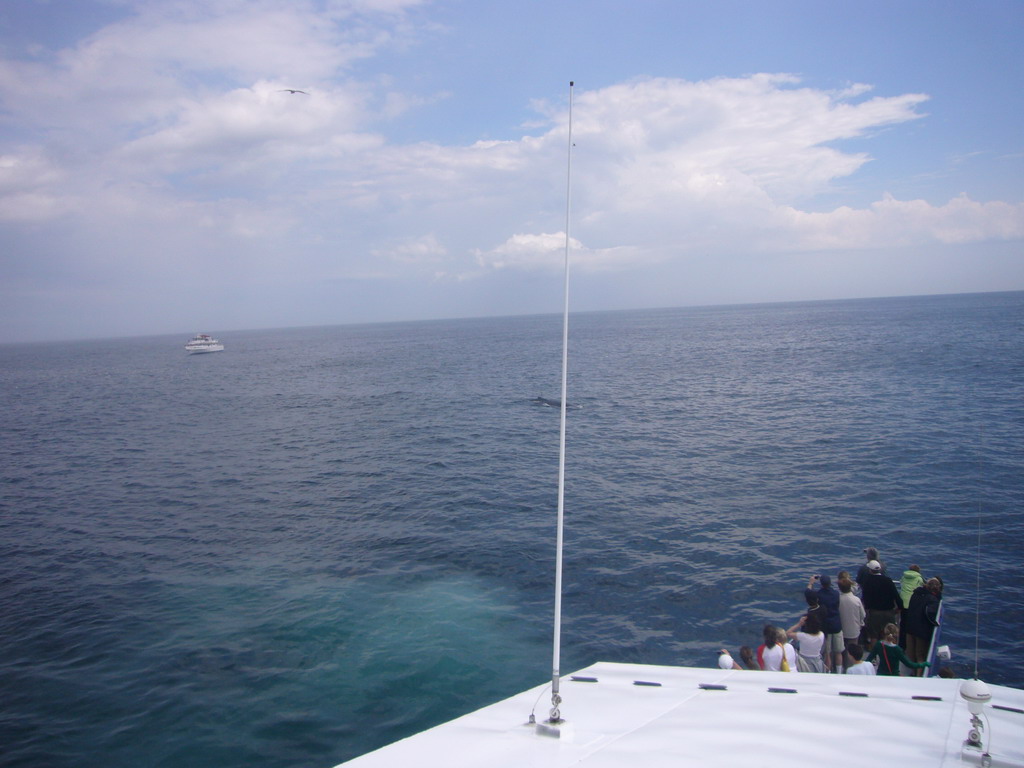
<box><xmin>185</xmin><ymin>334</ymin><xmax>224</xmax><ymax>354</ymax></box>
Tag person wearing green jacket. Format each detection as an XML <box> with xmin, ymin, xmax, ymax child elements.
<box><xmin>901</xmin><ymin>561</ymin><xmax>925</xmax><ymax>651</ymax></box>
<box><xmin>866</xmin><ymin>623</ymin><xmax>930</xmax><ymax>676</ymax></box>
<box><xmin>900</xmin><ymin>565</ymin><xmax>924</xmax><ymax>609</ymax></box>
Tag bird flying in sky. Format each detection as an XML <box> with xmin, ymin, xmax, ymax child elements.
<box><xmin>278</xmin><ymin>89</ymin><xmax>309</xmax><ymax>95</ymax></box>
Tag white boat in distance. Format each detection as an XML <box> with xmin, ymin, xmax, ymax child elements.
<box><xmin>184</xmin><ymin>333</ymin><xmax>224</xmax><ymax>354</ymax></box>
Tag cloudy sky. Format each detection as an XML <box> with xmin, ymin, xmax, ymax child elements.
<box><xmin>1</xmin><ymin>0</ymin><xmax>1021</xmax><ymax>342</ymax></box>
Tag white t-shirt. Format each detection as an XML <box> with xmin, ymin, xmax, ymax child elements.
<box><xmin>795</xmin><ymin>631</ymin><xmax>825</xmax><ymax>658</ymax></box>
<box><xmin>781</xmin><ymin>643</ymin><xmax>797</xmax><ymax>671</ymax></box>
<box><xmin>761</xmin><ymin>643</ymin><xmax>797</xmax><ymax>671</ymax></box>
<box><xmin>846</xmin><ymin>661</ymin><xmax>876</xmax><ymax>675</ymax></box>
<box><xmin>761</xmin><ymin>644</ymin><xmax>784</xmax><ymax>671</ymax></box>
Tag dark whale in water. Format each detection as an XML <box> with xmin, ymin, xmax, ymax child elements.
<box><xmin>531</xmin><ymin>397</ymin><xmax>580</xmax><ymax>409</ymax></box>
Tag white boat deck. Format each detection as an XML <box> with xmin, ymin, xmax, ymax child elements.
<box><xmin>340</xmin><ymin>661</ymin><xmax>1024</xmax><ymax>767</ymax></box>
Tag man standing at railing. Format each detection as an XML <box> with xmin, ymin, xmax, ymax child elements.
<box><xmin>838</xmin><ymin>577</ymin><xmax>866</xmax><ymax>671</ymax></box>
<box><xmin>859</xmin><ymin>560</ymin><xmax>901</xmax><ymax>648</ymax></box>
<box><xmin>856</xmin><ymin>547</ymin><xmax>887</xmax><ymax>585</ymax></box>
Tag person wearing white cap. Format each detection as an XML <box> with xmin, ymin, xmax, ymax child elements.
<box><xmin>859</xmin><ymin>560</ymin><xmax>900</xmax><ymax>647</ymax></box>
<box><xmin>717</xmin><ymin>649</ymin><xmax>742</xmax><ymax>670</ymax></box>
<box><xmin>856</xmin><ymin>547</ymin><xmax>887</xmax><ymax>585</ymax></box>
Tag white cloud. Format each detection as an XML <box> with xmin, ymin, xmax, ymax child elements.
<box><xmin>374</xmin><ymin>233</ymin><xmax>447</xmax><ymax>263</ymax></box>
<box><xmin>3</xmin><ymin>57</ymin><xmax>1019</xmax><ymax>268</ymax></box>
<box><xmin>567</xmin><ymin>75</ymin><xmax>927</xmax><ymax>216</ymax></box>
<box><xmin>0</xmin><ymin>0</ymin><xmax>420</xmax><ymax>142</ymax></box>
<box><xmin>474</xmin><ymin>232</ymin><xmax>575</xmax><ymax>271</ymax></box>
<box><xmin>0</xmin><ymin>148</ymin><xmax>68</xmax><ymax>220</ymax></box>
<box><xmin>491</xmin><ymin>76</ymin><xmax>1017</xmax><ymax>266</ymax></box>
<box><xmin>472</xmin><ymin>232</ymin><xmax>645</xmax><ymax>274</ymax></box>
<box><xmin>782</xmin><ymin>193</ymin><xmax>1024</xmax><ymax>250</ymax></box>
<box><xmin>115</xmin><ymin>81</ymin><xmax>379</xmax><ymax>174</ymax></box>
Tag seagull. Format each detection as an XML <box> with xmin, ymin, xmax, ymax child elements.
<box><xmin>278</xmin><ymin>89</ymin><xmax>309</xmax><ymax>95</ymax></box>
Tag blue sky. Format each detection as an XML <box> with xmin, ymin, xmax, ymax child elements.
<box><xmin>1</xmin><ymin>0</ymin><xmax>1021</xmax><ymax>342</ymax></box>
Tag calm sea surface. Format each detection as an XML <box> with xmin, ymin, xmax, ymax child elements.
<box><xmin>2</xmin><ymin>292</ymin><xmax>1023</xmax><ymax>767</ymax></box>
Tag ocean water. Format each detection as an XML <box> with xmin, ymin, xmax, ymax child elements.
<box><xmin>1</xmin><ymin>292</ymin><xmax>1022</xmax><ymax>767</ymax></box>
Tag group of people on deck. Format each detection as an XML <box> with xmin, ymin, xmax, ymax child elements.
<box><xmin>719</xmin><ymin>547</ymin><xmax>944</xmax><ymax>676</ymax></box>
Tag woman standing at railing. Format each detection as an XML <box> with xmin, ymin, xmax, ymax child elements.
<box><xmin>905</xmin><ymin>578</ymin><xmax>944</xmax><ymax>676</ymax></box>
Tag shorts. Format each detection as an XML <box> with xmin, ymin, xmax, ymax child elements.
<box><xmin>824</xmin><ymin>632</ymin><xmax>844</xmax><ymax>654</ymax></box>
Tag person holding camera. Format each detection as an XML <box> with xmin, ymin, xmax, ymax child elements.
<box><xmin>805</xmin><ymin>574</ymin><xmax>843</xmax><ymax>673</ymax></box>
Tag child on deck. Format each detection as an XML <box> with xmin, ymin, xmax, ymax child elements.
<box><xmin>844</xmin><ymin>643</ymin><xmax>875</xmax><ymax>675</ymax></box>
<box><xmin>865</xmin><ymin>623</ymin><xmax>930</xmax><ymax>676</ymax></box>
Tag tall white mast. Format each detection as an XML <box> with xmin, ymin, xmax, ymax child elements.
<box><xmin>549</xmin><ymin>79</ymin><xmax>574</xmax><ymax>725</ymax></box>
